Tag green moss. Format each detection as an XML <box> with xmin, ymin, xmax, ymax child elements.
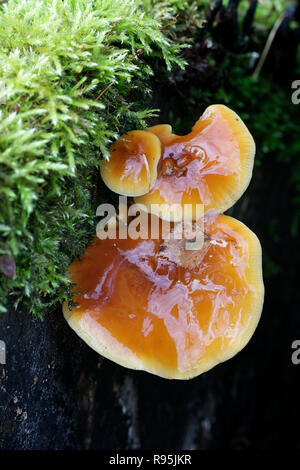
<box><xmin>0</xmin><ymin>0</ymin><xmax>186</xmax><ymax>316</ymax></box>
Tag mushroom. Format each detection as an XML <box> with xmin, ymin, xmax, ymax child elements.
<box><xmin>100</xmin><ymin>130</ymin><xmax>161</xmax><ymax>197</ymax></box>
<box><xmin>134</xmin><ymin>104</ymin><xmax>255</xmax><ymax>221</ymax></box>
<box><xmin>63</xmin><ymin>214</ymin><xmax>264</xmax><ymax>379</ymax></box>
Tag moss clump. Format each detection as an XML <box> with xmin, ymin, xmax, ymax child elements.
<box><xmin>0</xmin><ymin>0</ymin><xmax>186</xmax><ymax>316</ymax></box>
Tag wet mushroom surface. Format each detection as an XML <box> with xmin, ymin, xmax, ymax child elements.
<box><xmin>63</xmin><ymin>214</ymin><xmax>264</xmax><ymax>380</ymax></box>
<box><xmin>100</xmin><ymin>130</ymin><xmax>161</xmax><ymax>197</ymax></box>
<box><xmin>135</xmin><ymin>104</ymin><xmax>255</xmax><ymax>221</ymax></box>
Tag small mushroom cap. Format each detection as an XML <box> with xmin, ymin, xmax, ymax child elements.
<box><xmin>63</xmin><ymin>214</ymin><xmax>264</xmax><ymax>379</ymax></box>
<box><xmin>100</xmin><ymin>130</ymin><xmax>161</xmax><ymax>197</ymax></box>
<box><xmin>135</xmin><ymin>104</ymin><xmax>255</xmax><ymax>221</ymax></box>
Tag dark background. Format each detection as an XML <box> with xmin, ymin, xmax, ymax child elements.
<box><xmin>1</xmin><ymin>0</ymin><xmax>300</xmax><ymax>450</ymax></box>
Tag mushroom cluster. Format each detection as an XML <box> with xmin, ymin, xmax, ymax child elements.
<box><xmin>63</xmin><ymin>104</ymin><xmax>264</xmax><ymax>380</ymax></box>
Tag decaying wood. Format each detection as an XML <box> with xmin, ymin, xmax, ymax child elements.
<box><xmin>157</xmin><ymin>221</ymin><xmax>211</xmax><ymax>269</ymax></box>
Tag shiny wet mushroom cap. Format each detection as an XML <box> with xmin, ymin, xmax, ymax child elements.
<box><xmin>63</xmin><ymin>214</ymin><xmax>264</xmax><ymax>380</ymax></box>
<box><xmin>100</xmin><ymin>130</ymin><xmax>161</xmax><ymax>197</ymax></box>
<box><xmin>135</xmin><ymin>104</ymin><xmax>256</xmax><ymax>221</ymax></box>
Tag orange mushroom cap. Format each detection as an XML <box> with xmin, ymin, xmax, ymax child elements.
<box><xmin>135</xmin><ymin>105</ymin><xmax>255</xmax><ymax>221</ymax></box>
<box><xmin>63</xmin><ymin>214</ymin><xmax>264</xmax><ymax>379</ymax></box>
<box><xmin>100</xmin><ymin>130</ymin><xmax>161</xmax><ymax>197</ymax></box>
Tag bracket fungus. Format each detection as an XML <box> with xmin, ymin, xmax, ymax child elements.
<box><xmin>100</xmin><ymin>130</ymin><xmax>161</xmax><ymax>197</ymax></box>
<box><xmin>63</xmin><ymin>103</ymin><xmax>264</xmax><ymax>379</ymax></box>
<box><xmin>63</xmin><ymin>214</ymin><xmax>264</xmax><ymax>379</ymax></box>
<box><xmin>100</xmin><ymin>105</ymin><xmax>255</xmax><ymax>221</ymax></box>
<box><xmin>135</xmin><ymin>105</ymin><xmax>255</xmax><ymax>221</ymax></box>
